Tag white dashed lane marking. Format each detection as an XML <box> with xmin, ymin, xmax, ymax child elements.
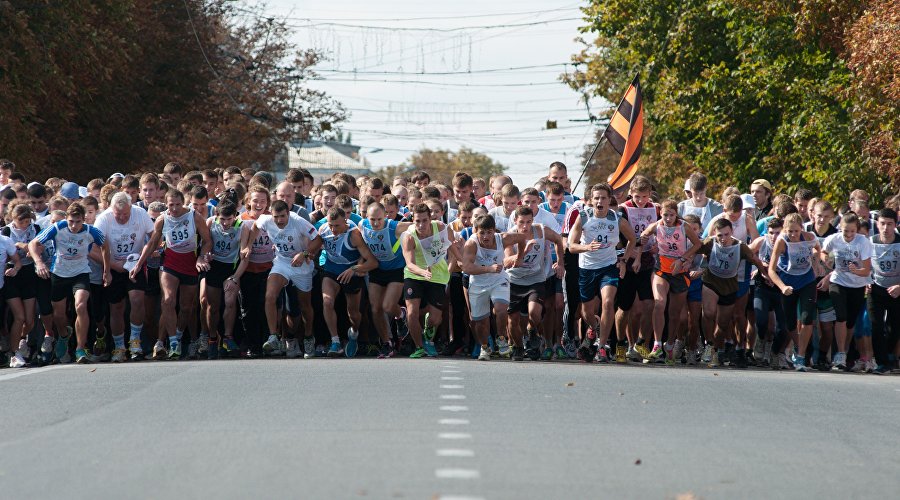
<box><xmin>440</xmin><ymin>405</ymin><xmax>469</xmax><ymax>412</ymax></box>
<box><xmin>441</xmin><ymin>384</ymin><xmax>464</xmax><ymax>389</ymax></box>
<box><xmin>440</xmin><ymin>394</ymin><xmax>466</xmax><ymax>400</ymax></box>
<box><xmin>436</xmin><ymin>362</ymin><xmax>481</xmax><ymax>499</ymax></box>
<box><xmin>441</xmin><ymin>369</ymin><xmax>461</xmax><ymax>373</ymax></box>
<box><xmin>441</xmin><ymin>376</ymin><xmax>463</xmax><ymax>381</ymax></box>
<box><xmin>439</xmin><ymin>418</ymin><xmax>470</xmax><ymax>425</ymax></box>
<box><xmin>435</xmin><ymin>469</ymin><xmax>481</xmax><ymax>479</ymax></box>
<box><xmin>436</xmin><ymin>449</ymin><xmax>475</xmax><ymax>457</ymax></box>
<box><xmin>438</xmin><ymin>432</ymin><xmax>472</xmax><ymax>440</ymax></box>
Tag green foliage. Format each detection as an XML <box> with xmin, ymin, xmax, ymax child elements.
<box><xmin>375</xmin><ymin>147</ymin><xmax>506</xmax><ymax>184</ymax></box>
<box><xmin>568</xmin><ymin>0</ymin><xmax>894</xmax><ymax>204</ymax></box>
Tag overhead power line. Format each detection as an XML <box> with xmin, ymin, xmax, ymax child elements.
<box><xmin>233</xmin><ymin>6</ymin><xmax>580</xmax><ymax>23</ymax></box>
<box><xmin>315</xmin><ymin>62</ymin><xmax>577</xmax><ymax>75</ymax></box>
<box><xmin>315</xmin><ymin>78</ymin><xmax>563</xmax><ymax>87</ymax></box>
<box><xmin>283</xmin><ymin>17</ymin><xmax>580</xmax><ymax>32</ymax></box>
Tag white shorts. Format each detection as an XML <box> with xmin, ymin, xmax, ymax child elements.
<box><xmin>270</xmin><ymin>259</ymin><xmax>314</xmax><ymax>292</ymax></box>
<box><xmin>468</xmin><ymin>281</ymin><xmax>510</xmax><ymax>321</ymax></box>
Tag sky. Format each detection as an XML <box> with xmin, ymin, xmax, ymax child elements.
<box><xmin>243</xmin><ymin>0</ymin><xmax>606</xmax><ymax>188</ymax></box>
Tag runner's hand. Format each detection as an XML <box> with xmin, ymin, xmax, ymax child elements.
<box><xmin>631</xmin><ymin>259</ymin><xmax>641</xmax><ymax>273</ymax></box>
<box><xmin>5</xmin><ymin>267</ymin><xmax>18</xmax><ymax>277</ymax></box>
<box><xmin>36</xmin><ymin>264</ymin><xmax>50</xmax><ymax>279</ymax></box>
<box><xmin>103</xmin><ymin>270</ymin><xmax>112</xmax><ymax>287</ymax></box>
<box><xmin>554</xmin><ymin>262</ymin><xmax>564</xmax><ymax>279</ymax></box>
<box><xmin>781</xmin><ymin>285</ymin><xmax>793</xmax><ymax>296</ymax></box>
<box><xmin>291</xmin><ymin>252</ymin><xmax>307</xmax><ymax>267</ymax></box>
<box><xmin>337</xmin><ymin>268</ymin><xmax>355</xmax><ymax>284</ymax></box>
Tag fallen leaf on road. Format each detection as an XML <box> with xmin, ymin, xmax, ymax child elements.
<box><xmin>89</xmin><ymin>368</ymin><xmax>96</xmax><ymax>373</ymax></box>
<box><xmin>618</xmin><ymin>392</ymin><xmax>624</xmax><ymax>396</ymax></box>
<box><xmin>675</xmin><ymin>492</ymin><xmax>698</xmax><ymax>500</ymax></box>
<box><xmin>634</xmin><ymin>459</ymin><xmax>641</xmax><ymax>465</ymax></box>
<box><xmin>713</xmin><ymin>372</ymin><xmax>719</xmax><ymax>376</ymax></box>
<box><xmin>566</xmin><ymin>382</ymin><xmax>575</xmax><ymax>387</ymax></box>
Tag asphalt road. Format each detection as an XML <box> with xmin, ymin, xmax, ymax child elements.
<box><xmin>1</xmin><ymin>358</ymin><xmax>898</xmax><ymax>500</ymax></box>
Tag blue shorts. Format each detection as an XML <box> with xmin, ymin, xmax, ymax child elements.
<box><xmin>687</xmin><ymin>277</ymin><xmax>703</xmax><ymax>303</ymax></box>
<box><xmin>578</xmin><ymin>264</ymin><xmax>619</xmax><ymax>302</ymax></box>
<box><xmin>736</xmin><ymin>279</ymin><xmax>750</xmax><ymax>299</ymax></box>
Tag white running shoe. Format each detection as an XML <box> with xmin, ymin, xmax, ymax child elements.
<box><xmin>752</xmin><ymin>339</ymin><xmax>765</xmax><ymax>361</ymax></box>
<box><xmin>285</xmin><ymin>339</ymin><xmax>301</xmax><ymax>358</ymax></box>
<box><xmin>685</xmin><ymin>349</ymin><xmax>698</xmax><ymax>366</ymax></box>
<box><xmin>9</xmin><ymin>353</ymin><xmax>26</xmax><ymax>368</ymax></box>
<box><xmin>626</xmin><ymin>346</ymin><xmax>643</xmax><ymax>362</ymax></box>
<box><xmin>111</xmin><ymin>349</ymin><xmax>127</xmax><ymax>363</ymax></box>
<box><xmin>776</xmin><ymin>353</ymin><xmax>791</xmax><ymax>370</ymax></box>
<box><xmin>16</xmin><ymin>339</ymin><xmax>30</xmax><ymax>360</ymax></box>
<box><xmin>303</xmin><ymin>337</ymin><xmax>316</xmax><ymax>359</ymax></box>
<box><xmin>496</xmin><ymin>337</ymin><xmax>511</xmax><ymax>358</ymax></box>
<box><xmin>478</xmin><ymin>346</ymin><xmax>491</xmax><ymax>361</ymax></box>
<box><xmin>849</xmin><ymin>358</ymin><xmax>867</xmax><ymax>373</ymax></box>
<box><xmin>263</xmin><ymin>334</ymin><xmax>280</xmax><ymax>352</ymax></box>
<box><xmin>865</xmin><ymin>358</ymin><xmax>878</xmax><ymax>373</ymax></box>
<box><xmin>832</xmin><ymin>352</ymin><xmax>847</xmax><ymax>371</ymax></box>
<box><xmin>702</xmin><ymin>344</ymin><xmax>714</xmax><ymax>363</ymax></box>
<box><xmin>129</xmin><ymin>338</ymin><xmax>143</xmax><ymax>356</ymax></box>
<box><xmin>152</xmin><ymin>341</ymin><xmax>168</xmax><ymax>360</ymax></box>
<box><xmin>40</xmin><ymin>336</ymin><xmax>54</xmax><ymax>355</ymax></box>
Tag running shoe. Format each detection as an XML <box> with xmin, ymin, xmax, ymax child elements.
<box><xmin>701</xmin><ymin>344</ymin><xmax>713</xmax><ymax>364</ymax></box>
<box><xmin>168</xmin><ymin>340</ymin><xmax>181</xmax><ymax>360</ymax></box>
<box><xmin>685</xmin><ymin>349</ymin><xmax>698</xmax><ymax>366</ymax></box>
<box><xmin>871</xmin><ymin>364</ymin><xmax>889</xmax><ymax>375</ymax></box>
<box><xmin>152</xmin><ymin>341</ymin><xmax>167</xmax><ymax>360</ymax></box>
<box><xmin>849</xmin><ymin>358</ymin><xmax>867</xmax><ymax>373</ymax></box>
<box><xmin>75</xmin><ymin>348</ymin><xmax>90</xmax><ymax>364</ymax></box>
<box><xmin>722</xmin><ymin>344</ymin><xmax>735</xmax><ymax>367</ymax></box>
<box><xmin>594</xmin><ymin>346</ymin><xmax>609</xmax><ymax>363</ymax></box>
<box><xmin>129</xmin><ymin>338</ymin><xmax>144</xmax><ymax>361</ymax></box>
<box><xmin>397</xmin><ymin>307</ymin><xmax>409</xmax><ymax>340</ymax></box>
<box><xmin>9</xmin><ymin>353</ymin><xmax>26</xmax><ymax>368</ymax></box>
<box><xmin>423</xmin><ymin>340</ymin><xmax>438</xmax><ymax>357</ymax></box>
<box><xmin>365</xmin><ymin>344</ymin><xmax>380</xmax><ymax>357</ymax></box>
<box><xmin>111</xmin><ymin>349</ymin><xmax>126</xmax><ymax>363</ymax></box>
<box><xmin>734</xmin><ymin>350</ymin><xmax>748</xmax><ymax>369</ymax></box>
<box><xmin>345</xmin><ymin>328</ymin><xmax>359</xmax><ymax>358</ymax></box>
<box><xmin>614</xmin><ymin>344</ymin><xmax>627</xmax><ymax>363</ymax></box>
<box><xmin>794</xmin><ymin>356</ymin><xmax>809</xmax><ymax>372</ymax></box>
<box><xmin>634</xmin><ymin>343</ymin><xmax>651</xmax><ymax>360</ymax></box>
<box><xmin>327</xmin><ymin>341</ymin><xmax>343</xmax><ymax>357</ymax></box>
<box><xmin>577</xmin><ymin>337</ymin><xmax>593</xmax><ymax>363</ymax></box>
<box><xmin>564</xmin><ymin>340</ymin><xmax>577</xmax><ymax>359</ymax></box>
<box><xmin>541</xmin><ymin>347</ymin><xmax>553</xmax><ymax>361</ymax></box>
<box><xmin>832</xmin><ymin>352</ymin><xmax>847</xmax><ymax>371</ymax></box>
<box><xmin>207</xmin><ymin>342</ymin><xmax>219</xmax><ymax>360</ymax></box>
<box><xmin>554</xmin><ymin>344</ymin><xmax>568</xmax><ymax>360</ymax></box>
<box><xmin>198</xmin><ymin>332</ymin><xmax>209</xmax><ymax>355</ymax></box>
<box><xmin>496</xmin><ymin>336</ymin><xmax>512</xmax><ymax>358</ymax></box>
<box><xmin>0</xmin><ymin>335</ymin><xmax>8</xmax><ymax>353</ymax></box>
<box><xmin>285</xmin><ymin>339</ymin><xmax>301</xmax><ymax>359</ymax></box>
<box><xmin>512</xmin><ymin>346</ymin><xmax>525</xmax><ymax>361</ymax></box>
<box><xmin>314</xmin><ymin>344</ymin><xmax>327</xmax><ymax>357</ymax></box>
<box><xmin>864</xmin><ymin>358</ymin><xmax>878</xmax><ymax>373</ymax></box>
<box><xmin>40</xmin><ymin>336</ymin><xmax>54</xmax><ymax>356</ymax></box>
<box><xmin>708</xmin><ymin>350</ymin><xmax>720</xmax><ymax>368</ymax></box>
<box><xmin>222</xmin><ymin>337</ymin><xmax>240</xmax><ymax>357</ymax></box>
<box><xmin>187</xmin><ymin>339</ymin><xmax>200</xmax><ymax>360</ymax></box>
<box><xmin>303</xmin><ymin>336</ymin><xmax>316</xmax><ymax>359</ymax></box>
<box><xmin>56</xmin><ymin>336</ymin><xmax>71</xmax><ymax>364</ymax></box>
<box><xmin>477</xmin><ymin>346</ymin><xmax>491</xmax><ymax>361</ymax></box>
<box><xmin>672</xmin><ymin>340</ymin><xmax>684</xmax><ymax>366</ymax></box>
<box><xmin>441</xmin><ymin>338</ymin><xmax>465</xmax><ymax>357</ymax></box>
<box><xmin>263</xmin><ymin>334</ymin><xmax>281</xmax><ymax>353</ymax></box>
<box><xmin>16</xmin><ymin>339</ymin><xmax>30</xmax><ymax>361</ymax></box>
<box><xmin>378</xmin><ymin>342</ymin><xmax>395</xmax><ymax>359</ymax></box>
<box><xmin>752</xmin><ymin>339</ymin><xmax>765</xmax><ymax>363</ymax></box>
<box><xmin>775</xmin><ymin>353</ymin><xmax>791</xmax><ymax>370</ymax></box>
<box><xmin>410</xmin><ymin>347</ymin><xmax>427</xmax><ymax>359</ymax></box>
<box><xmin>91</xmin><ymin>333</ymin><xmax>106</xmax><ymax>361</ymax></box>
<box><xmin>626</xmin><ymin>346</ymin><xmax>642</xmax><ymax>362</ymax></box>
<box><xmin>647</xmin><ymin>345</ymin><xmax>664</xmax><ymax>364</ymax></box>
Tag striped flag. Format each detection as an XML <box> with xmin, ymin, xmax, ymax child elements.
<box><xmin>604</xmin><ymin>76</ymin><xmax>644</xmax><ymax>192</ymax></box>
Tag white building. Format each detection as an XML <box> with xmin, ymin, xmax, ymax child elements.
<box><xmin>282</xmin><ymin>140</ymin><xmax>371</xmax><ymax>182</ymax></box>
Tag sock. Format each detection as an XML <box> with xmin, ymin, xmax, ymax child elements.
<box><xmin>113</xmin><ymin>334</ymin><xmax>125</xmax><ymax>349</ymax></box>
<box><xmin>169</xmin><ymin>335</ymin><xmax>179</xmax><ymax>345</ymax></box>
<box><xmin>348</xmin><ymin>328</ymin><xmax>358</xmax><ymax>340</ymax></box>
<box><xmin>45</xmin><ymin>330</ymin><xmax>54</xmax><ymax>338</ymax></box>
<box><xmin>653</xmin><ymin>341</ymin><xmax>661</xmax><ymax>349</ymax></box>
<box><xmin>175</xmin><ymin>329</ymin><xmax>183</xmax><ymax>341</ymax></box>
<box><xmin>130</xmin><ymin>323</ymin><xmax>142</xmax><ymax>342</ymax></box>
<box><xmin>331</xmin><ymin>335</ymin><xmax>339</xmax><ymax>344</ymax></box>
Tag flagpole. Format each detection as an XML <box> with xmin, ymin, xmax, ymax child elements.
<box><xmin>571</xmin><ymin>73</ymin><xmax>639</xmax><ymax>194</ymax></box>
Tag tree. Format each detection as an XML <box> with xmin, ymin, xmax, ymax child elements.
<box><xmin>0</xmin><ymin>0</ymin><xmax>346</xmax><ymax>182</ymax></box>
<box><xmin>375</xmin><ymin>147</ymin><xmax>506</xmax><ymax>183</ymax></box>
<box><xmin>566</xmin><ymin>0</ymin><xmax>896</xmax><ymax>204</ymax></box>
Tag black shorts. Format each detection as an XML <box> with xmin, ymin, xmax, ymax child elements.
<box><xmin>36</xmin><ymin>273</ymin><xmax>52</xmax><ymax>315</ymax></box>
<box><xmin>508</xmin><ymin>281</ymin><xmax>546</xmax><ymax>315</ymax></box>
<box><xmin>107</xmin><ymin>269</ymin><xmax>147</xmax><ymax>303</ymax></box>
<box><xmin>546</xmin><ymin>274</ymin><xmax>563</xmax><ymax>295</ymax></box>
<box><xmin>4</xmin><ymin>263</ymin><xmax>37</xmax><ymax>300</ymax></box>
<box><xmin>204</xmin><ymin>260</ymin><xmax>235</xmax><ymax>289</ymax></box>
<box><xmin>616</xmin><ymin>263</ymin><xmax>653</xmax><ymax>311</ymax></box>
<box><xmin>655</xmin><ymin>270</ymin><xmax>689</xmax><ymax>294</ymax></box>
<box><xmin>323</xmin><ymin>270</ymin><xmax>364</xmax><ymax>294</ymax></box>
<box><xmin>703</xmin><ymin>282</ymin><xmax>737</xmax><ymax>306</ymax></box>
<box><xmin>369</xmin><ymin>267</ymin><xmax>404</xmax><ymax>287</ymax></box>
<box><xmin>146</xmin><ymin>267</ymin><xmax>161</xmax><ymax>296</ymax></box>
<box><xmin>50</xmin><ymin>273</ymin><xmax>91</xmax><ymax>302</ymax></box>
<box><xmin>404</xmin><ymin>278</ymin><xmax>445</xmax><ymax>309</ymax></box>
<box><xmin>161</xmin><ymin>266</ymin><xmax>199</xmax><ymax>286</ymax></box>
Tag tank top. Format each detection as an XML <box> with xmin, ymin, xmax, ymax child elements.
<box><xmin>361</xmin><ymin>219</ymin><xmax>404</xmax><ymax>270</ymax></box>
<box><xmin>755</xmin><ymin>237</ymin><xmax>775</xmax><ymax>288</ymax></box>
<box><xmin>209</xmin><ymin>217</ymin><xmax>242</xmax><ymax>264</ymax></box>
<box><xmin>320</xmin><ymin>223</ymin><xmax>361</xmax><ymax>274</ymax></box>
<box><xmin>579</xmin><ymin>208</ymin><xmax>620</xmax><ymax>269</ymax></box>
<box><xmin>404</xmin><ymin>221</ymin><xmax>451</xmax><ymax>285</ymax></box>
<box><xmin>680</xmin><ymin>201</ymin><xmax>714</xmax><ymax>229</ymax></box>
<box><xmin>507</xmin><ymin>225</ymin><xmax>547</xmax><ymax>286</ymax></box>
<box><xmin>539</xmin><ymin>202</ymin><xmax>569</xmax><ymax>232</ymax></box>
<box><xmin>707</xmin><ymin>240</ymin><xmax>741</xmax><ymax>279</ymax></box>
<box><xmin>871</xmin><ymin>233</ymin><xmax>900</xmax><ymax>288</ymax></box>
<box><xmin>468</xmin><ymin>233</ymin><xmax>507</xmax><ymax>289</ymax></box>
<box><xmin>2</xmin><ymin>223</ymin><xmax>37</xmax><ymax>266</ymax></box>
<box><xmin>162</xmin><ymin>210</ymin><xmax>197</xmax><ymax>253</ymax></box>
<box><xmin>623</xmin><ymin>202</ymin><xmax>658</xmax><ymax>254</ymax></box>
<box><xmin>656</xmin><ymin>222</ymin><xmax>686</xmax><ymax>258</ymax></box>
<box><xmin>777</xmin><ymin>235</ymin><xmax>816</xmax><ymax>288</ymax></box>
<box><xmin>242</xmin><ymin>212</ymin><xmax>274</xmax><ymax>268</ymax></box>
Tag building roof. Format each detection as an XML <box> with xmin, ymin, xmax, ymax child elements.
<box><xmin>287</xmin><ymin>140</ymin><xmax>370</xmax><ymax>180</ymax></box>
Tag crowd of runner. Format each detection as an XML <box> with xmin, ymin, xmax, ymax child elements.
<box><xmin>0</xmin><ymin>158</ymin><xmax>898</xmax><ymax>373</ymax></box>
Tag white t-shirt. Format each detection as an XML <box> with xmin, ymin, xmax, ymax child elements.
<box><xmin>488</xmin><ymin>207</ymin><xmax>514</xmax><ymax>233</ymax></box>
<box><xmin>94</xmin><ymin>206</ymin><xmax>155</xmax><ymax>264</ymax></box>
<box><xmin>533</xmin><ymin>207</ymin><xmax>561</xmax><ymax>233</ymax></box>
<box><xmin>255</xmin><ymin>212</ymin><xmax>318</xmax><ymax>263</ymax></box>
<box><xmin>823</xmin><ymin>233</ymin><xmax>873</xmax><ymax>288</ymax></box>
<box><xmin>0</xmin><ymin>235</ymin><xmax>17</xmax><ymax>288</ymax></box>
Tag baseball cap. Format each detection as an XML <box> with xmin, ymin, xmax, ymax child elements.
<box><xmin>683</xmin><ymin>179</ymin><xmax>691</xmax><ymax>192</ymax></box>
<box><xmin>60</xmin><ymin>181</ymin><xmax>82</xmax><ymax>200</ymax></box>
<box><xmin>109</xmin><ymin>172</ymin><xmax>125</xmax><ymax>180</ymax></box>
<box><xmin>751</xmin><ymin>179</ymin><xmax>772</xmax><ymax>192</ymax></box>
<box><xmin>740</xmin><ymin>193</ymin><xmax>756</xmax><ymax>210</ymax></box>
